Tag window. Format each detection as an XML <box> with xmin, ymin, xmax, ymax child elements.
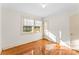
<box><xmin>23</xmin><ymin>26</ymin><xmax>32</xmax><ymax>32</ymax></box>
<box><xmin>34</xmin><ymin>26</ymin><xmax>40</xmax><ymax>32</ymax></box>
<box><xmin>34</xmin><ymin>20</ymin><xmax>42</xmax><ymax>32</ymax></box>
<box><xmin>23</xmin><ymin>18</ymin><xmax>34</xmax><ymax>33</ymax></box>
<box><xmin>22</xmin><ymin>18</ymin><xmax>42</xmax><ymax>33</ymax></box>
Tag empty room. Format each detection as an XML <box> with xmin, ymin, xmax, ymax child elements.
<box><xmin>0</xmin><ymin>3</ymin><xmax>79</xmax><ymax>55</ymax></box>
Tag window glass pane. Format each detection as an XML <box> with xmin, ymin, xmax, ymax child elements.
<box><xmin>23</xmin><ymin>26</ymin><xmax>32</xmax><ymax>32</ymax></box>
<box><xmin>34</xmin><ymin>26</ymin><xmax>40</xmax><ymax>32</ymax></box>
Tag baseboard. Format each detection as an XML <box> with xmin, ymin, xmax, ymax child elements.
<box><xmin>1</xmin><ymin>38</ymin><xmax>43</xmax><ymax>55</ymax></box>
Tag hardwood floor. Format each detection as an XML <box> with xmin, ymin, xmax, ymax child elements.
<box><xmin>1</xmin><ymin>38</ymin><xmax>79</xmax><ymax>55</ymax></box>
<box><xmin>1</xmin><ymin>38</ymin><xmax>50</xmax><ymax>55</ymax></box>
<box><xmin>44</xmin><ymin>45</ymin><xmax>78</xmax><ymax>55</ymax></box>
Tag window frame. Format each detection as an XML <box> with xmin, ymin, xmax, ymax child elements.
<box><xmin>21</xmin><ymin>17</ymin><xmax>42</xmax><ymax>34</ymax></box>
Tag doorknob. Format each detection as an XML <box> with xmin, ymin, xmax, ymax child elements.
<box><xmin>70</xmin><ymin>33</ymin><xmax>73</xmax><ymax>36</ymax></box>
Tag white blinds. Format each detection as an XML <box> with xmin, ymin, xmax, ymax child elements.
<box><xmin>35</xmin><ymin>20</ymin><xmax>42</xmax><ymax>26</ymax></box>
<box><xmin>24</xmin><ymin>18</ymin><xmax>34</xmax><ymax>26</ymax></box>
<box><xmin>23</xmin><ymin>18</ymin><xmax>42</xmax><ymax>26</ymax></box>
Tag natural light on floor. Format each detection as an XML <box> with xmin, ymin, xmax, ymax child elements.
<box><xmin>45</xmin><ymin>30</ymin><xmax>70</xmax><ymax>48</ymax></box>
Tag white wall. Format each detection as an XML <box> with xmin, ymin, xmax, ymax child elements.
<box><xmin>44</xmin><ymin>14</ymin><xmax>70</xmax><ymax>45</ymax></box>
<box><xmin>0</xmin><ymin>4</ymin><xmax>2</xmax><ymax>53</ymax></box>
<box><xmin>2</xmin><ymin>7</ymin><xmax>42</xmax><ymax>50</ymax></box>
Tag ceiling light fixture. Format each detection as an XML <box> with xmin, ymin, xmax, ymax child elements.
<box><xmin>40</xmin><ymin>3</ymin><xmax>47</xmax><ymax>8</ymax></box>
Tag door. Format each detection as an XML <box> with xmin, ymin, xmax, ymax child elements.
<box><xmin>70</xmin><ymin>14</ymin><xmax>79</xmax><ymax>50</ymax></box>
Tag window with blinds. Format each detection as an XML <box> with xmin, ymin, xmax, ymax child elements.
<box><xmin>23</xmin><ymin>18</ymin><xmax>42</xmax><ymax>33</ymax></box>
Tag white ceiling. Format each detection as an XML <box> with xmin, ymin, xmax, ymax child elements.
<box><xmin>2</xmin><ymin>3</ymin><xmax>79</xmax><ymax>17</ymax></box>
